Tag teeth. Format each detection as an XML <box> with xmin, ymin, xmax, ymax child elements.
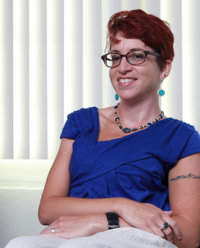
<box><xmin>119</xmin><ymin>78</ymin><xmax>134</xmax><ymax>83</ymax></box>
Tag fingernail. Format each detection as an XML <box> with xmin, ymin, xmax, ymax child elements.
<box><xmin>178</xmin><ymin>235</ymin><xmax>181</xmax><ymax>240</ymax></box>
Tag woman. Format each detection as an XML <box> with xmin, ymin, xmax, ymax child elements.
<box><xmin>6</xmin><ymin>9</ymin><xmax>200</xmax><ymax>248</ymax></box>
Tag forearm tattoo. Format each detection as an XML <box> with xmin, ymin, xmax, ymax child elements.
<box><xmin>170</xmin><ymin>173</ymin><xmax>200</xmax><ymax>182</ymax></box>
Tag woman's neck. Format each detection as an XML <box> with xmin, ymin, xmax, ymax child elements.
<box><xmin>116</xmin><ymin>98</ymin><xmax>162</xmax><ymax>129</ymax></box>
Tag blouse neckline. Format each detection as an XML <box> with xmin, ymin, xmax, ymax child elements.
<box><xmin>95</xmin><ymin>107</ymin><xmax>172</xmax><ymax>143</ymax></box>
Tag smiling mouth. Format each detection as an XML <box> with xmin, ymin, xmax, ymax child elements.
<box><xmin>118</xmin><ymin>78</ymin><xmax>137</xmax><ymax>84</ymax></box>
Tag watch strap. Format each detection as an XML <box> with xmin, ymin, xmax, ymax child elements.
<box><xmin>106</xmin><ymin>212</ymin><xmax>119</xmax><ymax>229</ymax></box>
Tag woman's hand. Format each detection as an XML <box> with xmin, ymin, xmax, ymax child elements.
<box><xmin>39</xmin><ymin>214</ymin><xmax>108</xmax><ymax>239</ymax></box>
<box><xmin>39</xmin><ymin>213</ymin><xmax>132</xmax><ymax>239</ymax></box>
<box><xmin>115</xmin><ymin>198</ymin><xmax>181</xmax><ymax>244</ymax></box>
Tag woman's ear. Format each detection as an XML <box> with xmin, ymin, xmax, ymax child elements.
<box><xmin>160</xmin><ymin>60</ymin><xmax>172</xmax><ymax>80</ymax></box>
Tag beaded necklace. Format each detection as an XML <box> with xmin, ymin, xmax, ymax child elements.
<box><xmin>114</xmin><ymin>103</ymin><xmax>164</xmax><ymax>133</ymax></box>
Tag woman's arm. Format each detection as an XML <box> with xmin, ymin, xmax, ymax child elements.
<box><xmin>168</xmin><ymin>153</ymin><xmax>200</xmax><ymax>248</ymax></box>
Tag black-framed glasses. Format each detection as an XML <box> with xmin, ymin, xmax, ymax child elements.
<box><xmin>101</xmin><ymin>49</ymin><xmax>160</xmax><ymax>68</ymax></box>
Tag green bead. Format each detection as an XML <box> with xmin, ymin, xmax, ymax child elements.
<box><xmin>122</xmin><ymin>128</ymin><xmax>131</xmax><ymax>133</ymax></box>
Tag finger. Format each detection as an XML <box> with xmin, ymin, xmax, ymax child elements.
<box><xmin>39</xmin><ymin>227</ymin><xmax>50</xmax><ymax>236</ymax></box>
<box><xmin>168</xmin><ymin>219</ymin><xmax>182</xmax><ymax>240</ymax></box>
<box><xmin>164</xmin><ymin>210</ymin><xmax>173</xmax><ymax>217</ymax></box>
<box><xmin>162</xmin><ymin>226</ymin><xmax>174</xmax><ymax>243</ymax></box>
<box><xmin>160</xmin><ymin>219</ymin><xmax>181</xmax><ymax>240</ymax></box>
<box><xmin>39</xmin><ymin>231</ymin><xmax>57</xmax><ymax>237</ymax></box>
<box><xmin>147</xmin><ymin>224</ymin><xmax>165</xmax><ymax>239</ymax></box>
<box><xmin>40</xmin><ymin>227</ymin><xmax>86</xmax><ymax>239</ymax></box>
<box><xmin>42</xmin><ymin>218</ymin><xmax>62</xmax><ymax>234</ymax></box>
<box><xmin>39</xmin><ymin>226</ymin><xmax>60</xmax><ymax>236</ymax></box>
<box><xmin>138</xmin><ymin>222</ymin><xmax>164</xmax><ymax>237</ymax></box>
<box><xmin>149</xmin><ymin>220</ymin><xmax>174</xmax><ymax>244</ymax></box>
<box><xmin>39</xmin><ymin>224</ymin><xmax>59</xmax><ymax>236</ymax></box>
<box><xmin>39</xmin><ymin>229</ymin><xmax>53</xmax><ymax>236</ymax></box>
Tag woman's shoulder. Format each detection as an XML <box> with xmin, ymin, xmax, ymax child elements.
<box><xmin>98</xmin><ymin>106</ymin><xmax>114</xmax><ymax>120</ymax></box>
<box><xmin>146</xmin><ymin>118</ymin><xmax>200</xmax><ymax>165</ymax></box>
<box><xmin>161</xmin><ymin>117</ymin><xmax>197</xmax><ymax>133</ymax></box>
<box><xmin>68</xmin><ymin>106</ymin><xmax>98</xmax><ymax>118</ymax></box>
<box><xmin>60</xmin><ymin>107</ymin><xmax>99</xmax><ymax>139</ymax></box>
<box><xmin>65</xmin><ymin>106</ymin><xmax>114</xmax><ymax>127</ymax></box>
<box><xmin>151</xmin><ymin>117</ymin><xmax>200</xmax><ymax>151</ymax></box>
<box><xmin>158</xmin><ymin>117</ymin><xmax>200</xmax><ymax>155</ymax></box>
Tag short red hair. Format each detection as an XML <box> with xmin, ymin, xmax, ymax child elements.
<box><xmin>107</xmin><ymin>9</ymin><xmax>174</xmax><ymax>70</ymax></box>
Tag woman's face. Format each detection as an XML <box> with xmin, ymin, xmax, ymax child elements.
<box><xmin>109</xmin><ymin>34</ymin><xmax>166</xmax><ymax>104</ymax></box>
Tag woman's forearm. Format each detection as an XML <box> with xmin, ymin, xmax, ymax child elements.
<box><xmin>38</xmin><ymin>196</ymin><xmax>122</xmax><ymax>225</ymax></box>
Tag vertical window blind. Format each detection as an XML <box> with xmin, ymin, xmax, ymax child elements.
<box><xmin>0</xmin><ymin>0</ymin><xmax>200</xmax><ymax>160</ymax></box>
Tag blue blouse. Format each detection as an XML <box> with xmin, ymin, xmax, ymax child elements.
<box><xmin>60</xmin><ymin>107</ymin><xmax>200</xmax><ymax>211</ymax></box>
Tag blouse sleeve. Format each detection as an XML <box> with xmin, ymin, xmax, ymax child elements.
<box><xmin>60</xmin><ymin>110</ymin><xmax>83</xmax><ymax>139</ymax></box>
<box><xmin>179</xmin><ymin>129</ymin><xmax>200</xmax><ymax>160</ymax></box>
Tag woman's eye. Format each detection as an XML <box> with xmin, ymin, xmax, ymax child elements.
<box><xmin>132</xmin><ymin>52</ymin><xmax>144</xmax><ymax>59</ymax></box>
<box><xmin>112</xmin><ymin>55</ymin><xmax>120</xmax><ymax>61</ymax></box>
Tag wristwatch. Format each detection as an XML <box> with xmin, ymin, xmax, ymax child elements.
<box><xmin>106</xmin><ymin>213</ymin><xmax>119</xmax><ymax>229</ymax></box>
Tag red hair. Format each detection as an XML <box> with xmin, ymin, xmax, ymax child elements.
<box><xmin>107</xmin><ymin>9</ymin><xmax>174</xmax><ymax>70</ymax></box>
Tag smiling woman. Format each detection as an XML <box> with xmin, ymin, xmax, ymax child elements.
<box><xmin>5</xmin><ymin>9</ymin><xmax>200</xmax><ymax>248</ymax></box>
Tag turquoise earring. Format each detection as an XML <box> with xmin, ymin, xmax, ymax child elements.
<box><xmin>157</xmin><ymin>89</ymin><xmax>165</xmax><ymax>96</ymax></box>
<box><xmin>157</xmin><ymin>80</ymin><xmax>165</xmax><ymax>96</ymax></box>
<box><xmin>115</xmin><ymin>93</ymin><xmax>119</xmax><ymax>100</ymax></box>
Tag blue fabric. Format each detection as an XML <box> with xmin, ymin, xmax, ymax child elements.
<box><xmin>60</xmin><ymin>107</ymin><xmax>200</xmax><ymax>211</ymax></box>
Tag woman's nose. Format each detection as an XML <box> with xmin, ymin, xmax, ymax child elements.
<box><xmin>118</xmin><ymin>56</ymin><xmax>132</xmax><ymax>73</ymax></box>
